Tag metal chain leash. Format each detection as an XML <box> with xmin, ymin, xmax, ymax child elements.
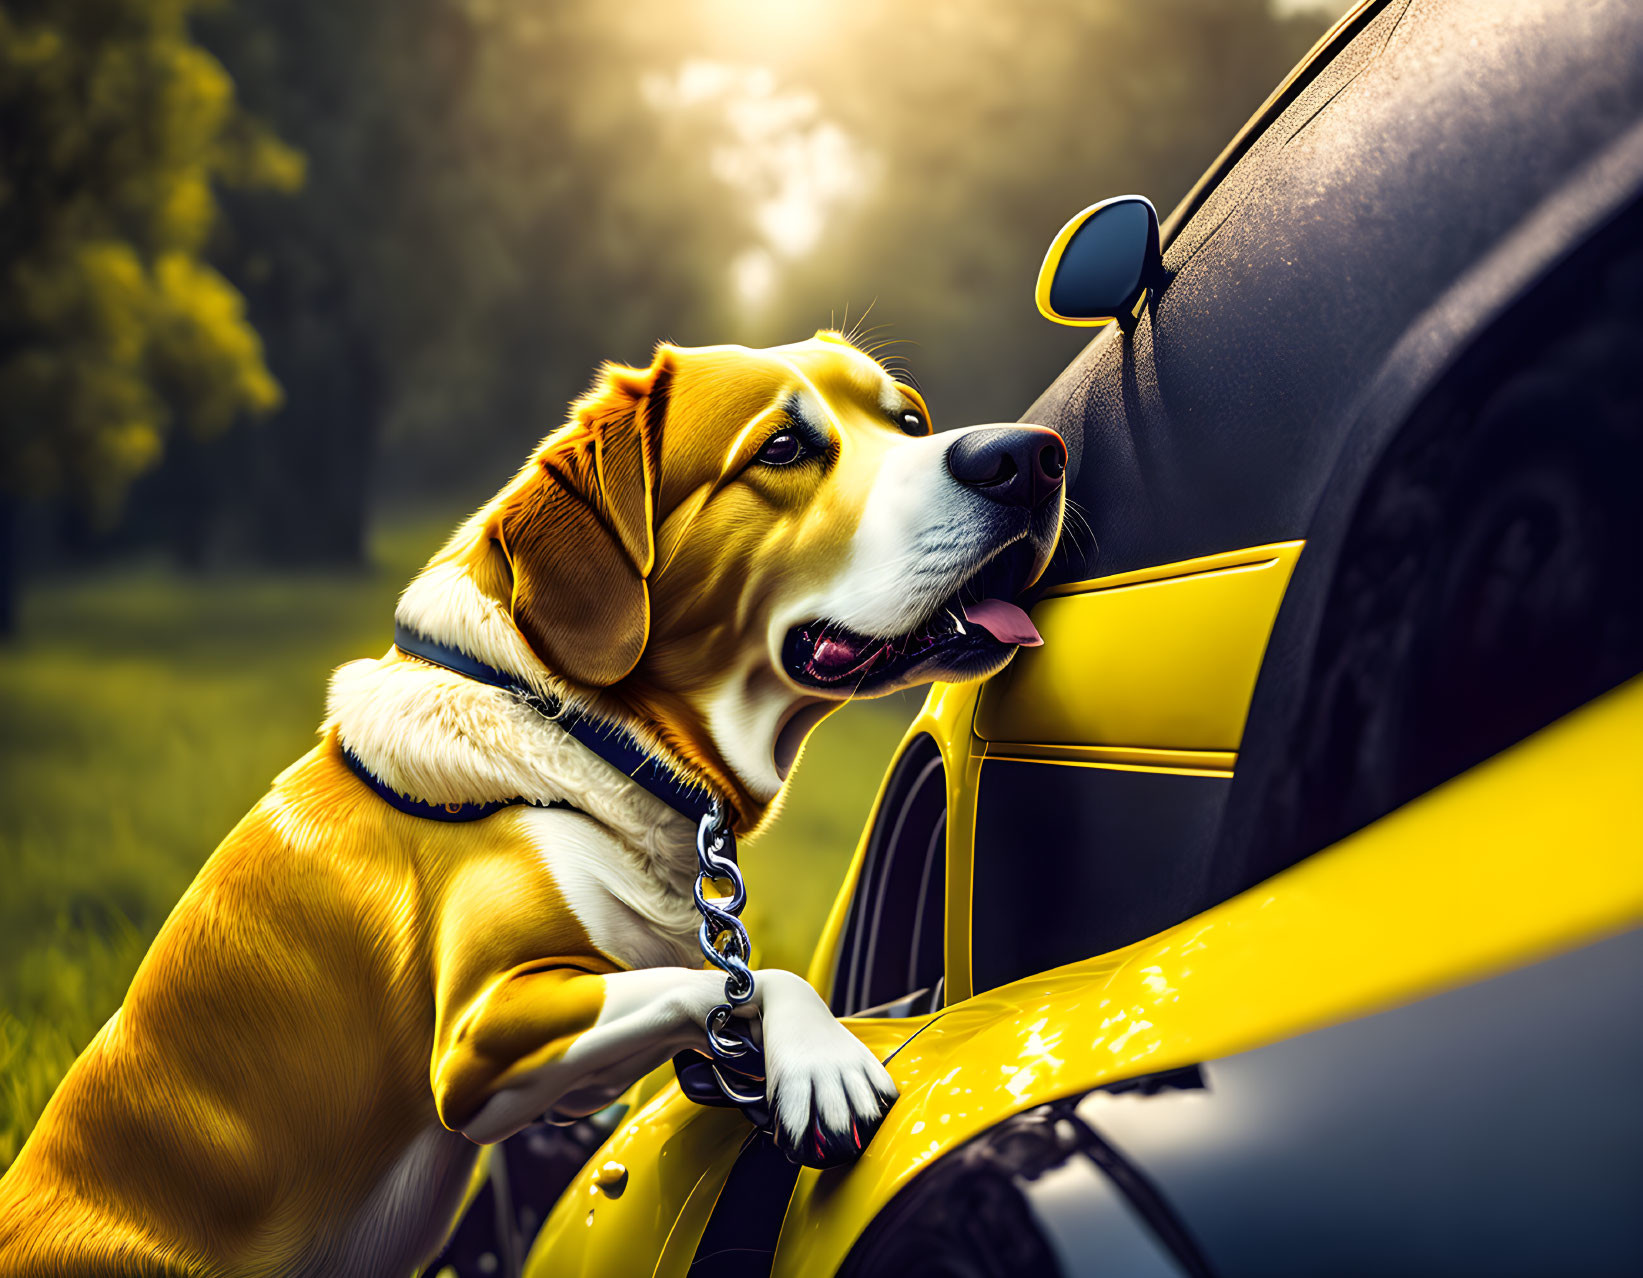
<box><xmin>693</xmin><ymin>798</ymin><xmax>756</xmax><ymax>1061</ymax></box>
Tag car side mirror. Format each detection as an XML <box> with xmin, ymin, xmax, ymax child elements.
<box><xmin>1034</xmin><ymin>195</ymin><xmax>1162</xmax><ymax>333</ymax></box>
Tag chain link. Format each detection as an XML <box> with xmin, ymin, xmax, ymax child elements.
<box><xmin>694</xmin><ymin>799</ymin><xmax>755</xmax><ymax>1060</ymax></box>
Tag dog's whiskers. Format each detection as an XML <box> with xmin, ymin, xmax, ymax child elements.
<box><xmin>842</xmin><ymin>299</ymin><xmax>881</xmax><ymax>347</ymax></box>
<box><xmin>1060</xmin><ymin>497</ymin><xmax>1095</xmax><ymax>561</ymax></box>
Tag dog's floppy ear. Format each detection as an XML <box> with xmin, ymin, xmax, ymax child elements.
<box><xmin>494</xmin><ymin>350</ymin><xmax>672</xmax><ymax>687</ymax></box>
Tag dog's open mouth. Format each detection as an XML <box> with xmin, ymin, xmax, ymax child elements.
<box><xmin>782</xmin><ymin>541</ymin><xmax>1043</xmax><ymax>696</ymax></box>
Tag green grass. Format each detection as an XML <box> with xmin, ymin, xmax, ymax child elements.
<box><xmin>0</xmin><ymin>518</ymin><xmax>912</xmax><ymax>1167</ymax></box>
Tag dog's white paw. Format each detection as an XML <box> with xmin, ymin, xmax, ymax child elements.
<box><xmin>757</xmin><ymin>970</ymin><xmax>898</xmax><ymax>1168</ymax></box>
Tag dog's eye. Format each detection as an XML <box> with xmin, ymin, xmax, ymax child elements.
<box><xmin>899</xmin><ymin>410</ymin><xmax>925</xmax><ymax>435</ymax></box>
<box><xmin>755</xmin><ymin>432</ymin><xmax>807</xmax><ymax>466</ymax></box>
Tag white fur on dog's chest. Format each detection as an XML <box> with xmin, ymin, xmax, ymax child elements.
<box><xmin>327</xmin><ymin>653</ymin><xmax>704</xmax><ymax>971</ymax></box>
<box><xmin>517</xmin><ymin>805</ymin><xmax>701</xmax><ymax>972</ymax></box>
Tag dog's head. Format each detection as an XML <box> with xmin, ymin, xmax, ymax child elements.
<box><xmin>402</xmin><ymin>333</ymin><xmax>1064</xmax><ymax>829</ymax></box>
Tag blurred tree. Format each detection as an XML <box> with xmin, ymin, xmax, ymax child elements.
<box><xmin>155</xmin><ymin>0</ymin><xmax>747</xmax><ymax>568</ymax></box>
<box><xmin>361</xmin><ymin>0</ymin><xmax>748</xmax><ymax>491</ymax></box>
<box><xmin>179</xmin><ymin>0</ymin><xmax>473</xmax><ymax>568</ymax></box>
<box><xmin>0</xmin><ymin>0</ymin><xmax>301</xmax><ymax>630</ymax></box>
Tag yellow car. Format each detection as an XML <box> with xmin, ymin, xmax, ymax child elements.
<box><xmin>423</xmin><ymin>3</ymin><xmax>1643</xmax><ymax>1275</ymax></box>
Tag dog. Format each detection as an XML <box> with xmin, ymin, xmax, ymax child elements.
<box><xmin>0</xmin><ymin>333</ymin><xmax>1066</xmax><ymax>1276</ymax></box>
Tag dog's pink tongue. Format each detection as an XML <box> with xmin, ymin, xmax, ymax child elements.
<box><xmin>963</xmin><ymin>599</ymin><xmax>1043</xmax><ymax>647</ymax></box>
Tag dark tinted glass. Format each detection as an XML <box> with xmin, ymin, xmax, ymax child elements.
<box><xmin>831</xmin><ymin>735</ymin><xmax>947</xmax><ymax>1016</ymax></box>
<box><xmin>971</xmin><ymin>759</ymin><xmax>1230</xmax><ymax>993</ymax></box>
<box><xmin>1047</xmin><ymin>199</ymin><xmax>1152</xmax><ymax>319</ymax></box>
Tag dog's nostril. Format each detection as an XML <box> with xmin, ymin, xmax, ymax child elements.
<box><xmin>1039</xmin><ymin>445</ymin><xmax>1065</xmax><ymax>481</ymax></box>
<box><xmin>980</xmin><ymin>455</ymin><xmax>1019</xmax><ymax>487</ymax></box>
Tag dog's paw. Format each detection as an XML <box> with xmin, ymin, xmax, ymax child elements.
<box><xmin>758</xmin><ymin>971</ymin><xmax>898</xmax><ymax>1169</ymax></box>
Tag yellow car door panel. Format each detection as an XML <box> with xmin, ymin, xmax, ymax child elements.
<box><xmin>974</xmin><ymin>540</ymin><xmax>1304</xmax><ymax>763</ymax></box>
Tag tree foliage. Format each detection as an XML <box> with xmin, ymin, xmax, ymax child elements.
<box><xmin>0</xmin><ymin>0</ymin><xmax>299</xmax><ymax>516</ymax></box>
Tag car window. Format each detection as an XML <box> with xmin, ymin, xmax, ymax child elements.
<box><xmin>830</xmin><ymin>735</ymin><xmax>947</xmax><ymax>1017</ymax></box>
<box><xmin>969</xmin><ymin>759</ymin><xmax>1231</xmax><ymax>995</ymax></box>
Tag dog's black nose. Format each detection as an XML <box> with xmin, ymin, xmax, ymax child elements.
<box><xmin>946</xmin><ymin>426</ymin><xmax>1066</xmax><ymax>509</ymax></box>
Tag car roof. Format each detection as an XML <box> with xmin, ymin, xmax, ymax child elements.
<box><xmin>1159</xmin><ymin>0</ymin><xmax>1387</xmax><ymax>249</ymax></box>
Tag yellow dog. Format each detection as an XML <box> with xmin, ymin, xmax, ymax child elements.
<box><xmin>0</xmin><ymin>334</ymin><xmax>1065</xmax><ymax>1276</ymax></box>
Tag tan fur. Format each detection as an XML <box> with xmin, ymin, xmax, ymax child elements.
<box><xmin>0</xmin><ymin>745</ymin><xmax>603</xmax><ymax>1276</ymax></box>
<box><xmin>399</xmin><ymin>334</ymin><xmax>938</xmax><ymax>831</ymax></box>
<box><xmin>0</xmin><ymin>334</ymin><xmax>1042</xmax><ymax>1276</ymax></box>
<box><xmin>495</xmin><ymin>353</ymin><xmax>669</xmax><ymax>687</ymax></box>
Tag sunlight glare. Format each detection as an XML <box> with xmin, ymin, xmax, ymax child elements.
<box><xmin>732</xmin><ymin>248</ymin><xmax>777</xmax><ymax>309</ymax></box>
<box><xmin>693</xmin><ymin>0</ymin><xmax>835</xmax><ymax>56</ymax></box>
<box><xmin>643</xmin><ymin>57</ymin><xmax>878</xmax><ymax>312</ymax></box>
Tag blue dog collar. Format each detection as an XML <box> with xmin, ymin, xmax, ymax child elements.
<box><xmin>390</xmin><ymin>623</ymin><xmax>721</xmax><ymax>829</ymax></box>
<box><xmin>340</xmin><ymin>747</ymin><xmax>565</xmax><ymax>823</ymax></box>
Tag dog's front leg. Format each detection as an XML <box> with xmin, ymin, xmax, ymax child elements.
<box><xmin>433</xmin><ymin>965</ymin><xmax>896</xmax><ymax>1150</ymax></box>
<box><xmin>754</xmin><ymin>968</ymin><xmax>900</xmax><ymax>1164</ymax></box>
<box><xmin>435</xmin><ymin>964</ymin><xmax>735</xmax><ymax>1144</ymax></box>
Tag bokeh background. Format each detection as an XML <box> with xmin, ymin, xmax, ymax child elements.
<box><xmin>0</xmin><ymin>0</ymin><xmax>1351</xmax><ymax>1164</ymax></box>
